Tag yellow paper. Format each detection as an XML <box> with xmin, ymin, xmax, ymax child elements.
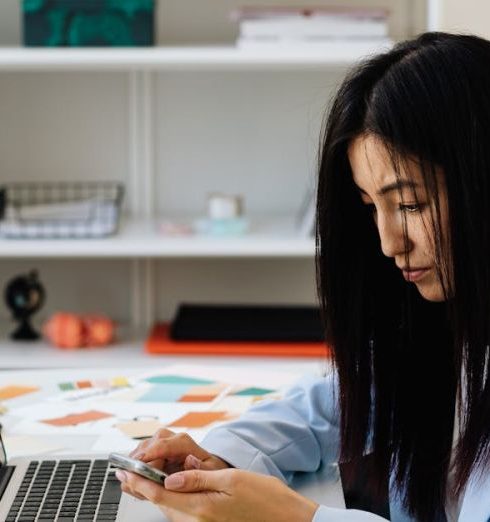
<box><xmin>111</xmin><ymin>377</ymin><xmax>129</xmax><ymax>387</ymax></box>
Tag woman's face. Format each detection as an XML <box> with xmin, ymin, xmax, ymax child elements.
<box><xmin>347</xmin><ymin>134</ymin><xmax>450</xmax><ymax>302</ymax></box>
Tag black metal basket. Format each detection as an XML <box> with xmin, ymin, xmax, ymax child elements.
<box><xmin>0</xmin><ymin>182</ymin><xmax>124</xmax><ymax>239</ymax></box>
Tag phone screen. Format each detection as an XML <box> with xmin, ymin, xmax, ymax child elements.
<box><xmin>109</xmin><ymin>453</ymin><xmax>168</xmax><ymax>484</ymax></box>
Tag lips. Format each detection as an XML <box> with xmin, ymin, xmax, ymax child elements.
<box><xmin>402</xmin><ymin>268</ymin><xmax>431</xmax><ymax>282</ymax></box>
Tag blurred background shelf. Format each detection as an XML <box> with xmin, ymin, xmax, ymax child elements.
<box><xmin>0</xmin><ymin>216</ymin><xmax>315</xmax><ymax>258</ymax></box>
<box><xmin>0</xmin><ymin>0</ymin><xmax>429</xmax><ymax>337</ymax></box>
<box><xmin>0</xmin><ymin>44</ymin><xmax>393</xmax><ymax>71</ymax></box>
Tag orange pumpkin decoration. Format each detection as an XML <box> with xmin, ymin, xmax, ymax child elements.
<box><xmin>83</xmin><ymin>315</ymin><xmax>114</xmax><ymax>347</ymax></box>
<box><xmin>43</xmin><ymin>312</ymin><xmax>84</xmax><ymax>349</ymax></box>
<box><xmin>43</xmin><ymin>312</ymin><xmax>114</xmax><ymax>349</ymax></box>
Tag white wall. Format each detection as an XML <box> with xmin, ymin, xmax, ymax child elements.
<box><xmin>438</xmin><ymin>0</ymin><xmax>490</xmax><ymax>38</ymax></box>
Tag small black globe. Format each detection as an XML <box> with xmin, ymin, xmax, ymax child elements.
<box><xmin>4</xmin><ymin>271</ymin><xmax>45</xmax><ymax>341</ymax></box>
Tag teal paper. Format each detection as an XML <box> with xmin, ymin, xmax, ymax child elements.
<box><xmin>234</xmin><ymin>387</ymin><xmax>275</xmax><ymax>396</ymax></box>
<box><xmin>145</xmin><ymin>375</ymin><xmax>214</xmax><ymax>386</ymax></box>
<box><xmin>137</xmin><ymin>385</ymin><xmax>191</xmax><ymax>403</ymax></box>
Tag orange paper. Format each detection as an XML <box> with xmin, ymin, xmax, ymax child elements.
<box><xmin>168</xmin><ymin>411</ymin><xmax>229</xmax><ymax>428</ymax></box>
<box><xmin>0</xmin><ymin>385</ymin><xmax>39</xmax><ymax>401</ymax></box>
<box><xmin>178</xmin><ymin>395</ymin><xmax>218</xmax><ymax>403</ymax></box>
<box><xmin>42</xmin><ymin>410</ymin><xmax>112</xmax><ymax>427</ymax></box>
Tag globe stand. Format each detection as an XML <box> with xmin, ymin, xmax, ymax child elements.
<box><xmin>11</xmin><ymin>318</ymin><xmax>40</xmax><ymax>341</ymax></box>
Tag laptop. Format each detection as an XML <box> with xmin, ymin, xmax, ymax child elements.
<box><xmin>0</xmin><ymin>434</ymin><xmax>164</xmax><ymax>521</ymax></box>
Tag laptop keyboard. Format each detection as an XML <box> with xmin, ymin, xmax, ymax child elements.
<box><xmin>6</xmin><ymin>459</ymin><xmax>122</xmax><ymax>521</ymax></box>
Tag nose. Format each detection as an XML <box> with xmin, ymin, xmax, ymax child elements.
<box><xmin>376</xmin><ymin>213</ymin><xmax>410</xmax><ymax>259</ymax></box>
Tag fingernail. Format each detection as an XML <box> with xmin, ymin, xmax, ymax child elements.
<box><xmin>165</xmin><ymin>473</ymin><xmax>185</xmax><ymax>489</ymax></box>
<box><xmin>187</xmin><ymin>455</ymin><xmax>201</xmax><ymax>469</ymax></box>
<box><xmin>133</xmin><ymin>451</ymin><xmax>145</xmax><ymax>460</ymax></box>
<box><xmin>115</xmin><ymin>470</ymin><xmax>127</xmax><ymax>482</ymax></box>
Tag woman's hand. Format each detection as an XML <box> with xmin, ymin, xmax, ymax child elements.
<box><xmin>116</xmin><ymin>468</ymin><xmax>319</xmax><ymax>522</ymax></box>
<box><xmin>128</xmin><ymin>428</ymin><xmax>230</xmax><ymax>475</ymax></box>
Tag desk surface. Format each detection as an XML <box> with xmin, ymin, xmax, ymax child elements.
<box><xmin>0</xmin><ymin>363</ymin><xmax>344</xmax><ymax>510</ymax></box>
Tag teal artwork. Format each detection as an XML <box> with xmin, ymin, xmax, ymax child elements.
<box><xmin>145</xmin><ymin>375</ymin><xmax>215</xmax><ymax>386</ymax></box>
<box><xmin>234</xmin><ymin>387</ymin><xmax>275</xmax><ymax>396</ymax></box>
<box><xmin>23</xmin><ymin>0</ymin><xmax>154</xmax><ymax>47</ymax></box>
<box><xmin>137</xmin><ymin>385</ymin><xmax>192</xmax><ymax>403</ymax></box>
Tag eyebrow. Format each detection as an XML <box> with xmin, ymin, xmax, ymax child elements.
<box><xmin>357</xmin><ymin>179</ymin><xmax>419</xmax><ymax>196</ymax></box>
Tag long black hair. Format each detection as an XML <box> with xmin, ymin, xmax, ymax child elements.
<box><xmin>317</xmin><ymin>32</ymin><xmax>490</xmax><ymax>521</ymax></box>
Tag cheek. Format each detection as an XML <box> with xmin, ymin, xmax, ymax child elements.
<box><xmin>408</xmin><ymin>217</ymin><xmax>435</xmax><ymax>255</ymax></box>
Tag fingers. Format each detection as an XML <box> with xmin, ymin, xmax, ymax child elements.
<box><xmin>140</xmin><ymin>432</ymin><xmax>212</xmax><ymax>464</ymax></box>
<box><xmin>183</xmin><ymin>454</ymin><xmax>201</xmax><ymax>470</ymax></box>
<box><xmin>116</xmin><ymin>471</ymin><xmax>203</xmax><ymax>514</ymax></box>
<box><xmin>118</xmin><ymin>474</ymin><xmax>146</xmax><ymax>500</ymax></box>
<box><xmin>129</xmin><ymin>428</ymin><xmax>175</xmax><ymax>458</ymax></box>
<box><xmin>164</xmin><ymin>469</ymin><xmax>233</xmax><ymax>493</ymax></box>
<box><xmin>116</xmin><ymin>469</ymin><xmax>237</xmax><ymax>520</ymax></box>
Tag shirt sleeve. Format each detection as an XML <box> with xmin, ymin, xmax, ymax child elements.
<box><xmin>312</xmin><ymin>506</ymin><xmax>389</xmax><ymax>521</ymax></box>
<box><xmin>200</xmin><ymin>372</ymin><xmax>341</xmax><ymax>485</ymax></box>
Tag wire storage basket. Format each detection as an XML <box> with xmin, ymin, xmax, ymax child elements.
<box><xmin>0</xmin><ymin>182</ymin><xmax>124</xmax><ymax>239</ymax></box>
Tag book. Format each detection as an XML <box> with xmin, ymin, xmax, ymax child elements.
<box><xmin>232</xmin><ymin>6</ymin><xmax>390</xmax><ymax>49</ymax></box>
<box><xmin>230</xmin><ymin>6</ymin><xmax>389</xmax><ymax>22</ymax></box>
<box><xmin>145</xmin><ymin>323</ymin><xmax>330</xmax><ymax>358</ymax></box>
<box><xmin>170</xmin><ymin>304</ymin><xmax>325</xmax><ymax>342</ymax></box>
<box><xmin>236</xmin><ymin>37</ymin><xmax>394</xmax><ymax>55</ymax></box>
<box><xmin>239</xmin><ymin>17</ymin><xmax>388</xmax><ymax>40</ymax></box>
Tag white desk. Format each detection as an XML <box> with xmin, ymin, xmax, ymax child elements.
<box><xmin>0</xmin><ymin>364</ymin><xmax>345</xmax><ymax>511</ymax></box>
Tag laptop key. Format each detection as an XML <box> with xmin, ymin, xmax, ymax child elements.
<box><xmin>100</xmin><ymin>479</ymin><xmax>122</xmax><ymax>504</ymax></box>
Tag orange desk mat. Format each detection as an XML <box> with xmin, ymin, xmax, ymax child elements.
<box><xmin>145</xmin><ymin>323</ymin><xmax>330</xmax><ymax>358</ymax></box>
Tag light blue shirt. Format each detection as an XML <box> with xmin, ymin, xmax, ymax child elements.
<box><xmin>200</xmin><ymin>373</ymin><xmax>490</xmax><ymax>521</ymax></box>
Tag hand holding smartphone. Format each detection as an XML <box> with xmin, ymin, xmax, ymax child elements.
<box><xmin>109</xmin><ymin>453</ymin><xmax>169</xmax><ymax>485</ymax></box>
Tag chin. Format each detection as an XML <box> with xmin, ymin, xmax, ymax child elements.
<box><xmin>415</xmin><ymin>283</ymin><xmax>446</xmax><ymax>302</ymax></box>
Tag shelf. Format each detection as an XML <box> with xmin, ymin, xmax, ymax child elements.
<box><xmin>0</xmin><ymin>216</ymin><xmax>315</xmax><ymax>258</ymax></box>
<box><xmin>0</xmin><ymin>332</ymin><xmax>326</xmax><ymax>370</ymax></box>
<box><xmin>0</xmin><ymin>42</ymin><xmax>393</xmax><ymax>71</ymax></box>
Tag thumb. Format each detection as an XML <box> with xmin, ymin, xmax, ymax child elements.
<box><xmin>164</xmin><ymin>469</ymin><xmax>230</xmax><ymax>493</ymax></box>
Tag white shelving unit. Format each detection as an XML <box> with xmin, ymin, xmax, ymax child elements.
<box><xmin>0</xmin><ymin>1</ymin><xmax>427</xmax><ymax>367</ymax></box>
<box><xmin>0</xmin><ymin>216</ymin><xmax>314</xmax><ymax>258</ymax></box>
<box><xmin>0</xmin><ymin>44</ymin><xmax>393</xmax><ymax>71</ymax></box>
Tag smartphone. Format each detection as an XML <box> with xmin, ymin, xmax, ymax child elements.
<box><xmin>109</xmin><ymin>453</ymin><xmax>169</xmax><ymax>484</ymax></box>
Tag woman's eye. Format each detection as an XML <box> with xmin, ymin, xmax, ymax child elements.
<box><xmin>399</xmin><ymin>203</ymin><xmax>423</xmax><ymax>213</ymax></box>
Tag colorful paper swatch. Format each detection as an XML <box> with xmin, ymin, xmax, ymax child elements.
<box><xmin>234</xmin><ymin>387</ymin><xmax>275</xmax><ymax>396</ymax></box>
<box><xmin>42</xmin><ymin>410</ymin><xmax>112</xmax><ymax>427</ymax></box>
<box><xmin>137</xmin><ymin>382</ymin><xmax>223</xmax><ymax>403</ymax></box>
<box><xmin>0</xmin><ymin>385</ymin><xmax>39</xmax><ymax>401</ymax></box>
<box><xmin>168</xmin><ymin>411</ymin><xmax>229</xmax><ymax>429</ymax></box>
<box><xmin>178</xmin><ymin>395</ymin><xmax>218</xmax><ymax>403</ymax></box>
<box><xmin>178</xmin><ymin>384</ymin><xmax>225</xmax><ymax>403</ymax></box>
<box><xmin>115</xmin><ymin>420</ymin><xmax>166</xmax><ymax>439</ymax></box>
<box><xmin>58</xmin><ymin>377</ymin><xmax>129</xmax><ymax>392</ymax></box>
<box><xmin>137</xmin><ymin>385</ymin><xmax>191</xmax><ymax>403</ymax></box>
<box><xmin>145</xmin><ymin>375</ymin><xmax>214</xmax><ymax>386</ymax></box>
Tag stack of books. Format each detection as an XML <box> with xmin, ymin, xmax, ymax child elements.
<box><xmin>146</xmin><ymin>304</ymin><xmax>329</xmax><ymax>358</ymax></box>
<box><xmin>231</xmin><ymin>6</ymin><xmax>393</xmax><ymax>52</ymax></box>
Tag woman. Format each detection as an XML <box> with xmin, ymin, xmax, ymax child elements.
<box><xmin>116</xmin><ymin>32</ymin><xmax>490</xmax><ymax>521</ymax></box>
